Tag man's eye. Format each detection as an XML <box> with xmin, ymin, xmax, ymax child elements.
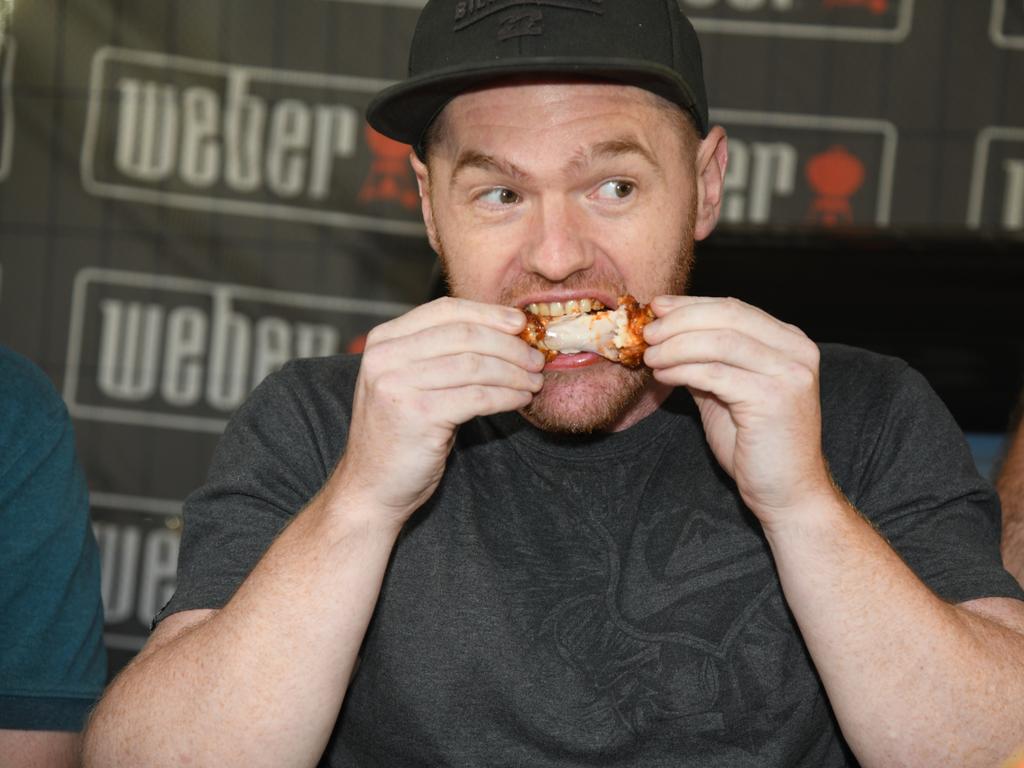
<box><xmin>479</xmin><ymin>188</ymin><xmax>521</xmax><ymax>205</ymax></box>
<box><xmin>595</xmin><ymin>180</ymin><xmax>635</xmax><ymax>200</ymax></box>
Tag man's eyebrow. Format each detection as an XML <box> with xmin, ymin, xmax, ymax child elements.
<box><xmin>448</xmin><ymin>137</ymin><xmax>662</xmax><ymax>188</ymax></box>
<box><xmin>566</xmin><ymin>137</ymin><xmax>663</xmax><ymax>177</ymax></box>
<box><xmin>450</xmin><ymin>151</ymin><xmax>530</xmax><ymax>188</ymax></box>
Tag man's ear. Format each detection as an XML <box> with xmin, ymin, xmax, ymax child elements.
<box><xmin>694</xmin><ymin>126</ymin><xmax>729</xmax><ymax>242</ymax></box>
<box><xmin>410</xmin><ymin>152</ymin><xmax>442</xmax><ymax>254</ymax></box>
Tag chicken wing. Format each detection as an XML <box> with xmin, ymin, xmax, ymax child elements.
<box><xmin>520</xmin><ymin>295</ymin><xmax>654</xmax><ymax>368</ymax></box>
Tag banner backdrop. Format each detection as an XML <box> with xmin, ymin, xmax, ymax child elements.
<box><xmin>0</xmin><ymin>0</ymin><xmax>1021</xmax><ymax>676</ymax></box>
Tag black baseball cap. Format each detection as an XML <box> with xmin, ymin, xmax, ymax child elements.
<box><xmin>366</xmin><ymin>0</ymin><xmax>709</xmax><ymax>159</ymax></box>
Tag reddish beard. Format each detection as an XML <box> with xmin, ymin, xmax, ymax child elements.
<box><xmin>522</xmin><ymin>364</ymin><xmax>653</xmax><ymax>434</ymax></box>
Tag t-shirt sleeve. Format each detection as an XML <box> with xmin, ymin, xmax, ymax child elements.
<box><xmin>0</xmin><ymin>356</ymin><xmax>107</xmax><ymax>731</ymax></box>
<box><xmin>154</xmin><ymin>361</ymin><xmax>344</xmax><ymax>625</ymax></box>
<box><xmin>834</xmin><ymin>360</ymin><xmax>1024</xmax><ymax>605</ymax></box>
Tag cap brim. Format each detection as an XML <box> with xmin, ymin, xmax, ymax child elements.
<box><xmin>366</xmin><ymin>57</ymin><xmax>707</xmax><ymax>155</ymax></box>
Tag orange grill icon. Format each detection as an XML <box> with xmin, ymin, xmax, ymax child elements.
<box><xmin>358</xmin><ymin>125</ymin><xmax>420</xmax><ymax>211</ymax></box>
<box><xmin>805</xmin><ymin>145</ymin><xmax>865</xmax><ymax>227</ymax></box>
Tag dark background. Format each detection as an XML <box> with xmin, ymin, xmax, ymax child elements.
<box><xmin>0</xmin><ymin>0</ymin><xmax>1021</xmax><ymax>676</ymax></box>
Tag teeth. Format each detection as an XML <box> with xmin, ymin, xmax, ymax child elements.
<box><xmin>524</xmin><ymin>298</ymin><xmax>605</xmax><ymax>317</ymax></box>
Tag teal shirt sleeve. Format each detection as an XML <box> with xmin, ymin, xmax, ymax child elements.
<box><xmin>0</xmin><ymin>347</ymin><xmax>107</xmax><ymax>731</ymax></box>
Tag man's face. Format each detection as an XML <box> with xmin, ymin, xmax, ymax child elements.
<box><xmin>414</xmin><ymin>82</ymin><xmax>710</xmax><ymax>433</ymax></box>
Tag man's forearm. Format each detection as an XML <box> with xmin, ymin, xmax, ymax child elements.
<box><xmin>0</xmin><ymin>730</ymin><xmax>80</xmax><ymax>768</ymax></box>
<box><xmin>83</xmin><ymin>477</ymin><xmax>401</xmax><ymax>768</ymax></box>
<box><xmin>763</xmin><ymin>491</ymin><xmax>1024</xmax><ymax>768</ymax></box>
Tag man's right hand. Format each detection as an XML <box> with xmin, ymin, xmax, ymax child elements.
<box><xmin>333</xmin><ymin>297</ymin><xmax>546</xmax><ymax>528</ymax></box>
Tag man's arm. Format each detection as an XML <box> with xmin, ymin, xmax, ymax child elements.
<box><xmin>0</xmin><ymin>730</ymin><xmax>81</xmax><ymax>768</ymax></box>
<box><xmin>997</xmin><ymin>395</ymin><xmax>1024</xmax><ymax>585</ymax></box>
<box><xmin>644</xmin><ymin>295</ymin><xmax>1024</xmax><ymax>768</ymax></box>
<box><xmin>761</xmin><ymin>487</ymin><xmax>1024</xmax><ymax>768</ymax></box>
<box><xmin>83</xmin><ymin>298</ymin><xmax>545</xmax><ymax>768</ymax></box>
<box><xmin>83</xmin><ymin>484</ymin><xmax>404</xmax><ymax>768</ymax></box>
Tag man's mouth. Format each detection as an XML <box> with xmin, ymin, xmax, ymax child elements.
<box><xmin>522</xmin><ymin>299</ymin><xmax>607</xmax><ymax>318</ymax></box>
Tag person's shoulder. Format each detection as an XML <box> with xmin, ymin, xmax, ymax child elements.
<box><xmin>818</xmin><ymin>343</ymin><xmax>910</xmax><ymax>393</ymax></box>
<box><xmin>278</xmin><ymin>352</ymin><xmax>362</xmax><ymax>381</ymax></box>
<box><xmin>818</xmin><ymin>343</ymin><xmax>950</xmax><ymax>435</ymax></box>
<box><xmin>272</xmin><ymin>353</ymin><xmax>362</xmax><ymax>400</ymax></box>
<box><xmin>817</xmin><ymin>343</ymin><xmax>926</xmax><ymax>425</ymax></box>
<box><xmin>0</xmin><ymin>346</ymin><xmax>67</xmax><ymax>432</ymax></box>
<box><xmin>232</xmin><ymin>353</ymin><xmax>362</xmax><ymax>429</ymax></box>
<box><xmin>818</xmin><ymin>342</ymin><xmax>907</xmax><ymax>373</ymax></box>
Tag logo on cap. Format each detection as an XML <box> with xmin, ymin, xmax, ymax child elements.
<box><xmin>497</xmin><ymin>9</ymin><xmax>545</xmax><ymax>39</ymax></box>
<box><xmin>454</xmin><ymin>0</ymin><xmax>602</xmax><ymax>31</ymax></box>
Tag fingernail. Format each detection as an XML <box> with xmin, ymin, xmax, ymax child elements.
<box><xmin>644</xmin><ymin>320</ymin><xmax>661</xmax><ymax>339</ymax></box>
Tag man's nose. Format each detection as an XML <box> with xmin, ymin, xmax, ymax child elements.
<box><xmin>519</xmin><ymin>196</ymin><xmax>593</xmax><ymax>282</ymax></box>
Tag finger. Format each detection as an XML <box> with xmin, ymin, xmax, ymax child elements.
<box><xmin>378</xmin><ymin>322</ymin><xmax>546</xmax><ymax>372</ymax></box>
<box><xmin>650</xmin><ymin>362</ymin><xmax>767</xmax><ymax>406</ymax></box>
<box><xmin>423</xmin><ymin>385</ymin><xmax>536</xmax><ymax>425</ymax></box>
<box><xmin>644</xmin><ymin>328</ymin><xmax>795</xmax><ymax>376</ymax></box>
<box><xmin>408</xmin><ymin>353</ymin><xmax>545</xmax><ymax>393</ymax></box>
<box><xmin>646</xmin><ymin>296</ymin><xmax>811</xmax><ymax>361</ymax></box>
<box><xmin>367</xmin><ymin>297</ymin><xmax>525</xmax><ymax>345</ymax></box>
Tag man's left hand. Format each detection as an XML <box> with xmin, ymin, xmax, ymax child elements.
<box><xmin>643</xmin><ymin>295</ymin><xmax>836</xmax><ymax>530</ymax></box>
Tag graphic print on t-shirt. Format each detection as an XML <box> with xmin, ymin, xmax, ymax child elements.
<box><xmin>469</xmin><ymin>435</ymin><xmax>832</xmax><ymax>755</ymax></box>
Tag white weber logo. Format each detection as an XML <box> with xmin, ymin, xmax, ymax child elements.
<box><xmin>92</xmin><ymin>492</ymin><xmax>182</xmax><ymax>652</ymax></box>
<box><xmin>64</xmin><ymin>268</ymin><xmax>411</xmax><ymax>433</ymax></box>
<box><xmin>81</xmin><ymin>47</ymin><xmax>424</xmax><ymax>236</ymax></box>
<box><xmin>712</xmin><ymin>109</ymin><xmax>897</xmax><ymax>227</ymax></box>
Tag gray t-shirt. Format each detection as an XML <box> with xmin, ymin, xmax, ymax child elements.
<box><xmin>158</xmin><ymin>344</ymin><xmax>1023</xmax><ymax>767</ymax></box>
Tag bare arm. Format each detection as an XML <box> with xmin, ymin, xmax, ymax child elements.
<box><xmin>82</xmin><ymin>298</ymin><xmax>545</xmax><ymax>768</ymax></box>
<box><xmin>763</xmin><ymin>489</ymin><xmax>1024</xmax><ymax>768</ymax></box>
<box><xmin>645</xmin><ymin>295</ymin><xmax>1024</xmax><ymax>768</ymax></box>
<box><xmin>0</xmin><ymin>730</ymin><xmax>80</xmax><ymax>768</ymax></box>
<box><xmin>997</xmin><ymin>403</ymin><xmax>1024</xmax><ymax>585</ymax></box>
<box><xmin>83</xmin><ymin>482</ymin><xmax>402</xmax><ymax>768</ymax></box>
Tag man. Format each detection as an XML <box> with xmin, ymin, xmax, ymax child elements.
<box><xmin>83</xmin><ymin>1</ymin><xmax>1024</xmax><ymax>766</ymax></box>
<box><xmin>1</xmin><ymin>346</ymin><xmax>107</xmax><ymax>767</ymax></box>
<box><xmin>999</xmin><ymin>394</ymin><xmax>1024</xmax><ymax>585</ymax></box>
